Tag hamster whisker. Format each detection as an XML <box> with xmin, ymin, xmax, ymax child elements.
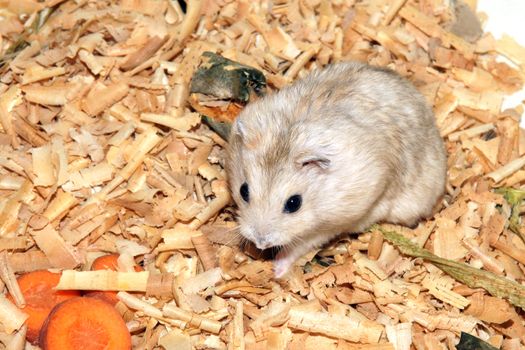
<box><xmin>236</xmin><ymin>235</ymin><xmax>249</xmax><ymax>250</ymax></box>
<box><xmin>280</xmin><ymin>243</ymin><xmax>294</xmax><ymax>256</ymax></box>
<box><xmin>222</xmin><ymin>225</ymin><xmax>240</xmax><ymax>234</ymax></box>
<box><xmin>270</xmin><ymin>245</ymin><xmax>284</xmax><ymax>255</ymax></box>
<box><xmin>220</xmin><ymin>227</ymin><xmax>244</xmax><ymax>247</ymax></box>
<box><xmin>289</xmin><ymin>236</ymin><xmax>305</xmax><ymax>248</ymax></box>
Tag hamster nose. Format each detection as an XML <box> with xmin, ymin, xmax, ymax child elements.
<box><xmin>255</xmin><ymin>236</ymin><xmax>271</xmax><ymax>250</ymax></box>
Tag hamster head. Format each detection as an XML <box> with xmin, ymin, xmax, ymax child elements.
<box><xmin>227</xmin><ymin>130</ymin><xmax>322</xmax><ymax>249</ymax></box>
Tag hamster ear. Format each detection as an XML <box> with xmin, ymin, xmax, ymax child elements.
<box><xmin>232</xmin><ymin>119</ymin><xmax>246</xmax><ymax>140</ymax></box>
<box><xmin>232</xmin><ymin>119</ymin><xmax>261</xmax><ymax>149</ymax></box>
<box><xmin>295</xmin><ymin>153</ymin><xmax>331</xmax><ymax>170</ymax></box>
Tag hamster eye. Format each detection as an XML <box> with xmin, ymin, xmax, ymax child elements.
<box><xmin>283</xmin><ymin>194</ymin><xmax>302</xmax><ymax>213</ymax></box>
<box><xmin>240</xmin><ymin>182</ymin><xmax>249</xmax><ymax>202</ymax></box>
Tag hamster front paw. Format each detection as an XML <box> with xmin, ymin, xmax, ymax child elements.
<box><xmin>272</xmin><ymin>240</ymin><xmax>323</xmax><ymax>278</ymax></box>
<box><xmin>273</xmin><ymin>255</ymin><xmax>295</xmax><ymax>278</ymax></box>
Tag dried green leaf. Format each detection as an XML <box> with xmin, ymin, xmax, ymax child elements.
<box><xmin>190</xmin><ymin>51</ymin><xmax>266</xmax><ymax>102</ymax></box>
<box><xmin>495</xmin><ymin>187</ymin><xmax>525</xmax><ymax>243</ymax></box>
<box><xmin>375</xmin><ymin>225</ymin><xmax>525</xmax><ymax>310</ymax></box>
<box><xmin>456</xmin><ymin>332</ymin><xmax>498</xmax><ymax>350</ymax></box>
<box><xmin>0</xmin><ymin>6</ymin><xmax>57</xmax><ymax>71</ymax></box>
<box><xmin>202</xmin><ymin>116</ymin><xmax>231</xmax><ymax>140</ymax></box>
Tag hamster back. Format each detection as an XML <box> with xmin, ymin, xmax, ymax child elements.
<box><xmin>226</xmin><ymin>62</ymin><xmax>447</xmax><ymax>277</ymax></box>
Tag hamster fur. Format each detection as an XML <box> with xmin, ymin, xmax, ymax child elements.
<box><xmin>226</xmin><ymin>62</ymin><xmax>447</xmax><ymax>277</ymax></box>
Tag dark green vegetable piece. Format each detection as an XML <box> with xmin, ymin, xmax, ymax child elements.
<box><xmin>201</xmin><ymin>116</ymin><xmax>231</xmax><ymax>141</ymax></box>
<box><xmin>190</xmin><ymin>52</ymin><xmax>267</xmax><ymax>139</ymax></box>
<box><xmin>456</xmin><ymin>332</ymin><xmax>498</xmax><ymax>350</ymax></box>
<box><xmin>0</xmin><ymin>7</ymin><xmax>56</xmax><ymax>72</ymax></box>
<box><xmin>190</xmin><ymin>51</ymin><xmax>266</xmax><ymax>102</ymax></box>
<box><xmin>495</xmin><ymin>187</ymin><xmax>525</xmax><ymax>243</ymax></box>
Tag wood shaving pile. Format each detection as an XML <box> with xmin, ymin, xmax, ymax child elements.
<box><xmin>0</xmin><ymin>0</ymin><xmax>525</xmax><ymax>349</ymax></box>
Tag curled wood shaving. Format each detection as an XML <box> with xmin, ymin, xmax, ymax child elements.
<box><xmin>56</xmin><ymin>270</ymin><xmax>149</xmax><ymax>292</ymax></box>
<box><xmin>0</xmin><ymin>252</ymin><xmax>24</xmax><ymax>307</ymax></box>
<box><xmin>0</xmin><ymin>295</ymin><xmax>27</xmax><ymax>334</ymax></box>
<box><xmin>287</xmin><ymin>307</ymin><xmax>383</xmax><ymax>343</ymax></box>
<box><xmin>163</xmin><ymin>304</ymin><xmax>222</xmax><ymax>334</ymax></box>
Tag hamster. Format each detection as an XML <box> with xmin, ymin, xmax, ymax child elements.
<box><xmin>226</xmin><ymin>62</ymin><xmax>447</xmax><ymax>277</ymax></box>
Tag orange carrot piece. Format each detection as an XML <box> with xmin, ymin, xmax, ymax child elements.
<box><xmin>90</xmin><ymin>253</ymin><xmax>120</xmax><ymax>271</ymax></box>
<box><xmin>39</xmin><ymin>297</ymin><xmax>131</xmax><ymax>350</ymax></box>
<box><xmin>90</xmin><ymin>253</ymin><xmax>143</xmax><ymax>272</ymax></box>
<box><xmin>85</xmin><ymin>254</ymin><xmax>143</xmax><ymax>305</ymax></box>
<box><xmin>8</xmin><ymin>270</ymin><xmax>80</xmax><ymax>344</ymax></box>
<box><xmin>84</xmin><ymin>289</ymin><xmax>121</xmax><ymax>306</ymax></box>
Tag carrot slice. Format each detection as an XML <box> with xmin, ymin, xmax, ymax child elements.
<box><xmin>39</xmin><ymin>297</ymin><xmax>131</xmax><ymax>350</ymax></box>
<box><xmin>8</xmin><ymin>270</ymin><xmax>80</xmax><ymax>344</ymax></box>
<box><xmin>90</xmin><ymin>253</ymin><xmax>120</xmax><ymax>271</ymax></box>
<box><xmin>85</xmin><ymin>254</ymin><xmax>143</xmax><ymax>305</ymax></box>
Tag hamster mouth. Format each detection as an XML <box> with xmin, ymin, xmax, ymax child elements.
<box><xmin>267</xmin><ymin>245</ymin><xmax>285</xmax><ymax>255</ymax></box>
<box><xmin>255</xmin><ymin>245</ymin><xmax>285</xmax><ymax>260</ymax></box>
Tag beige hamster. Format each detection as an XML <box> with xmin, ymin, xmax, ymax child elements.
<box><xmin>226</xmin><ymin>62</ymin><xmax>447</xmax><ymax>277</ymax></box>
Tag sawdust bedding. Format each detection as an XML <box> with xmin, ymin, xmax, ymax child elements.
<box><xmin>0</xmin><ymin>0</ymin><xmax>525</xmax><ymax>349</ymax></box>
